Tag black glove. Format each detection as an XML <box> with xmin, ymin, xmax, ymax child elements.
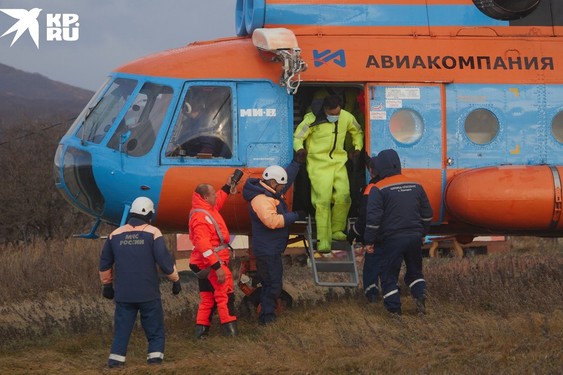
<box><xmin>294</xmin><ymin>149</ymin><xmax>307</xmax><ymax>163</ymax></box>
<box><xmin>295</xmin><ymin>210</ymin><xmax>307</xmax><ymax>221</ymax></box>
<box><xmin>347</xmin><ymin>226</ymin><xmax>360</xmax><ymax>244</ymax></box>
<box><xmin>172</xmin><ymin>281</ymin><xmax>182</xmax><ymax>295</ymax></box>
<box><xmin>346</xmin><ymin>230</ymin><xmax>356</xmax><ymax>244</ymax></box>
<box><xmin>102</xmin><ymin>283</ymin><xmax>114</xmax><ymax>300</ymax></box>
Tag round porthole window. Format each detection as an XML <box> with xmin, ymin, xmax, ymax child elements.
<box><xmin>464</xmin><ymin>109</ymin><xmax>499</xmax><ymax>145</ymax></box>
<box><xmin>389</xmin><ymin>109</ymin><xmax>424</xmax><ymax>144</ymax></box>
<box><xmin>472</xmin><ymin>0</ymin><xmax>540</xmax><ymax>21</ymax></box>
<box><xmin>551</xmin><ymin>111</ymin><xmax>563</xmax><ymax>144</ymax></box>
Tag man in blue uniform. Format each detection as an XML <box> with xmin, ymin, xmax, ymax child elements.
<box><xmin>242</xmin><ymin>162</ymin><xmax>305</xmax><ymax>324</ymax></box>
<box><xmin>347</xmin><ymin>156</ymin><xmax>383</xmax><ymax>303</ymax></box>
<box><xmin>99</xmin><ymin>196</ymin><xmax>181</xmax><ymax>368</ymax></box>
<box><xmin>363</xmin><ymin>149</ymin><xmax>433</xmax><ymax>315</ymax></box>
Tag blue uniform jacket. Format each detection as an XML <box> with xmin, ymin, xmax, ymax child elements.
<box><xmin>242</xmin><ymin>161</ymin><xmax>300</xmax><ymax>257</ymax></box>
<box><xmin>364</xmin><ymin>150</ymin><xmax>433</xmax><ymax>244</ymax></box>
<box><xmin>99</xmin><ymin>217</ymin><xmax>177</xmax><ymax>303</ymax></box>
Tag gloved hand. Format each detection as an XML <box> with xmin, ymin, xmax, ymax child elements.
<box><xmin>295</xmin><ymin>149</ymin><xmax>307</xmax><ymax>163</ymax></box>
<box><xmin>295</xmin><ymin>210</ymin><xmax>307</xmax><ymax>221</ymax></box>
<box><xmin>102</xmin><ymin>283</ymin><xmax>114</xmax><ymax>300</ymax></box>
<box><xmin>349</xmin><ymin>149</ymin><xmax>361</xmax><ymax>160</ymax></box>
<box><xmin>172</xmin><ymin>281</ymin><xmax>182</xmax><ymax>295</ymax></box>
<box><xmin>347</xmin><ymin>229</ymin><xmax>358</xmax><ymax>244</ymax></box>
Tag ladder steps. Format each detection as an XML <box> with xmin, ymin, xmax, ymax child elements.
<box><xmin>304</xmin><ymin>216</ymin><xmax>359</xmax><ymax>287</ymax></box>
<box><xmin>315</xmin><ymin>262</ymin><xmax>356</xmax><ymax>273</ymax></box>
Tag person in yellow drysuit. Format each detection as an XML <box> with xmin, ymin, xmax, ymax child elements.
<box><xmin>293</xmin><ymin>94</ymin><xmax>364</xmax><ymax>252</ymax></box>
<box><xmin>308</xmin><ymin>87</ymin><xmax>366</xmax><ymax>217</ymax></box>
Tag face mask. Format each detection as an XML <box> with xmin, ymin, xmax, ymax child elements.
<box><xmin>326</xmin><ymin>114</ymin><xmax>339</xmax><ymax>123</ymax></box>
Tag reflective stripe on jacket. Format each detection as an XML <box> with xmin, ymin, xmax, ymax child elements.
<box><xmin>189</xmin><ymin>189</ymin><xmax>231</xmax><ymax>269</ymax></box>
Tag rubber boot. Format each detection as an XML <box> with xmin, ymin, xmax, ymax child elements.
<box><xmin>331</xmin><ymin>197</ymin><xmax>351</xmax><ymax>237</ymax></box>
<box><xmin>221</xmin><ymin>321</ymin><xmax>238</xmax><ymax>337</ymax></box>
<box><xmin>315</xmin><ymin>204</ymin><xmax>332</xmax><ymax>253</ymax></box>
<box><xmin>195</xmin><ymin>324</ymin><xmax>210</xmax><ymax>339</ymax></box>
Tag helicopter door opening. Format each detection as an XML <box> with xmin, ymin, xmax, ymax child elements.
<box><xmin>291</xmin><ymin>84</ymin><xmax>367</xmax><ymax>219</ymax></box>
<box><xmin>366</xmin><ymin>83</ymin><xmax>445</xmax><ymax>220</ymax></box>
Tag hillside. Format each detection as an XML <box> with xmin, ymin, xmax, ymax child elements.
<box><xmin>0</xmin><ymin>62</ymin><xmax>93</xmax><ymax>130</ymax></box>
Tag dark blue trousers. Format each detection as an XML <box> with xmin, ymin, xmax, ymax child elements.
<box><xmin>363</xmin><ymin>250</ymin><xmax>383</xmax><ymax>301</ymax></box>
<box><xmin>255</xmin><ymin>254</ymin><xmax>283</xmax><ymax>324</ymax></box>
<box><xmin>109</xmin><ymin>299</ymin><xmax>165</xmax><ymax>364</ymax></box>
<box><xmin>380</xmin><ymin>236</ymin><xmax>426</xmax><ymax>313</ymax></box>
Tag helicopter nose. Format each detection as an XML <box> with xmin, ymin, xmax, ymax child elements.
<box><xmin>54</xmin><ymin>144</ymin><xmax>105</xmax><ymax>216</ymax></box>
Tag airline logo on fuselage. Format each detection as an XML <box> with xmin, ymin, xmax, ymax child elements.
<box><xmin>313</xmin><ymin>49</ymin><xmax>346</xmax><ymax>68</ymax></box>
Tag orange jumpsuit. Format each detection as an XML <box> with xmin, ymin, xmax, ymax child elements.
<box><xmin>189</xmin><ymin>188</ymin><xmax>236</xmax><ymax>326</ymax></box>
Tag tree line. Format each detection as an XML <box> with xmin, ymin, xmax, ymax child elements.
<box><xmin>0</xmin><ymin>118</ymin><xmax>92</xmax><ymax>244</ymax></box>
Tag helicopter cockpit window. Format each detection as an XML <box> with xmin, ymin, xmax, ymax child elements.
<box><xmin>107</xmin><ymin>83</ymin><xmax>174</xmax><ymax>157</ymax></box>
<box><xmin>77</xmin><ymin>78</ymin><xmax>137</xmax><ymax>144</ymax></box>
<box><xmin>166</xmin><ymin>86</ymin><xmax>233</xmax><ymax>159</ymax></box>
<box><xmin>464</xmin><ymin>108</ymin><xmax>499</xmax><ymax>145</ymax></box>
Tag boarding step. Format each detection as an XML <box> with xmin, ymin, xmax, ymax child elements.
<box><xmin>303</xmin><ymin>216</ymin><xmax>359</xmax><ymax>287</ymax></box>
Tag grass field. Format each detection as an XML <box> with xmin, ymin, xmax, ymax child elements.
<box><xmin>0</xmin><ymin>237</ymin><xmax>561</xmax><ymax>374</ymax></box>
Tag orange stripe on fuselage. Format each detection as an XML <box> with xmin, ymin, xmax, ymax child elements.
<box><xmin>116</xmin><ymin>34</ymin><xmax>562</xmax><ymax>85</ymax></box>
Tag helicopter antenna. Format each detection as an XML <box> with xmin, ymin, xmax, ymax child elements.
<box><xmin>252</xmin><ymin>28</ymin><xmax>308</xmax><ymax>95</ymax></box>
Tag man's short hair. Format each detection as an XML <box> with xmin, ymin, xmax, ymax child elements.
<box><xmin>195</xmin><ymin>183</ymin><xmax>212</xmax><ymax>197</ymax></box>
<box><xmin>323</xmin><ymin>94</ymin><xmax>342</xmax><ymax>110</ymax></box>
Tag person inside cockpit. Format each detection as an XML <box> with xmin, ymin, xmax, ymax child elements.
<box><xmin>166</xmin><ymin>86</ymin><xmax>233</xmax><ymax>158</ymax></box>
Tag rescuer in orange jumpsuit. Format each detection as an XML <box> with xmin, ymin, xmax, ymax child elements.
<box><xmin>189</xmin><ymin>174</ymin><xmax>241</xmax><ymax>338</ymax></box>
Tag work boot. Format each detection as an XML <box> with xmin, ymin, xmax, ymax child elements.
<box><xmin>147</xmin><ymin>358</ymin><xmax>163</xmax><ymax>365</ymax></box>
<box><xmin>194</xmin><ymin>324</ymin><xmax>210</xmax><ymax>339</ymax></box>
<box><xmin>388</xmin><ymin>308</ymin><xmax>402</xmax><ymax>318</ymax></box>
<box><xmin>416</xmin><ymin>297</ymin><xmax>426</xmax><ymax>315</ymax></box>
<box><xmin>365</xmin><ymin>293</ymin><xmax>380</xmax><ymax>303</ymax></box>
<box><xmin>221</xmin><ymin>321</ymin><xmax>238</xmax><ymax>336</ymax></box>
<box><xmin>107</xmin><ymin>359</ymin><xmax>125</xmax><ymax>369</ymax></box>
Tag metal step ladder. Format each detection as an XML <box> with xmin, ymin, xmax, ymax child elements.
<box><xmin>303</xmin><ymin>215</ymin><xmax>359</xmax><ymax>287</ymax></box>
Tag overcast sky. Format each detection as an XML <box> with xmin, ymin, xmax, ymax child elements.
<box><xmin>0</xmin><ymin>0</ymin><xmax>236</xmax><ymax>90</ymax></box>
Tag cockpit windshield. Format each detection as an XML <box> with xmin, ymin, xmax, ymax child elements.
<box><xmin>76</xmin><ymin>78</ymin><xmax>137</xmax><ymax>143</ymax></box>
<box><xmin>107</xmin><ymin>83</ymin><xmax>174</xmax><ymax>156</ymax></box>
<box><xmin>165</xmin><ymin>85</ymin><xmax>233</xmax><ymax>158</ymax></box>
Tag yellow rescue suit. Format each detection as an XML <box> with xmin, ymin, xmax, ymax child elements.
<box><xmin>294</xmin><ymin>109</ymin><xmax>363</xmax><ymax>251</ymax></box>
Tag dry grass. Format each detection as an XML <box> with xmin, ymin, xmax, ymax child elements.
<box><xmin>0</xmin><ymin>237</ymin><xmax>562</xmax><ymax>374</ymax></box>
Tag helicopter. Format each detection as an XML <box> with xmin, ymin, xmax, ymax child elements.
<box><xmin>54</xmin><ymin>0</ymin><xmax>563</xmax><ymax>244</ymax></box>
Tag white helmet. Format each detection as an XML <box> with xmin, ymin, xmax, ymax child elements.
<box><xmin>130</xmin><ymin>196</ymin><xmax>155</xmax><ymax>216</ymax></box>
<box><xmin>262</xmin><ymin>165</ymin><xmax>287</xmax><ymax>184</ymax></box>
